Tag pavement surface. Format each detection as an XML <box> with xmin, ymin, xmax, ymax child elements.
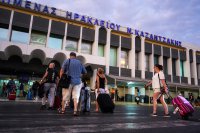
<box><xmin>0</xmin><ymin>100</ymin><xmax>200</xmax><ymax>133</ymax></box>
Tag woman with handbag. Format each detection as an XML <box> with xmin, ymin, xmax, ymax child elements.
<box><xmin>145</xmin><ymin>64</ymin><xmax>170</xmax><ymax>117</ymax></box>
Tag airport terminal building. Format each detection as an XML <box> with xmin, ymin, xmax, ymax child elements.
<box><xmin>0</xmin><ymin>0</ymin><xmax>200</xmax><ymax>102</ymax></box>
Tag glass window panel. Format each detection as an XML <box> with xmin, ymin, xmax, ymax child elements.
<box><xmin>48</xmin><ymin>36</ymin><xmax>62</xmax><ymax>49</ymax></box>
<box><xmin>65</xmin><ymin>39</ymin><xmax>78</xmax><ymax>52</ymax></box>
<box><xmin>11</xmin><ymin>30</ymin><xmax>29</xmax><ymax>44</ymax></box>
<box><xmin>172</xmin><ymin>59</ymin><xmax>176</xmax><ymax>76</ymax></box>
<box><xmin>121</xmin><ymin>50</ymin><xmax>128</xmax><ymax>68</ymax></box>
<box><xmin>30</xmin><ymin>32</ymin><xmax>47</xmax><ymax>46</ymax></box>
<box><xmin>98</xmin><ymin>44</ymin><xmax>104</xmax><ymax>57</ymax></box>
<box><xmin>154</xmin><ymin>55</ymin><xmax>159</xmax><ymax>65</ymax></box>
<box><xmin>145</xmin><ymin>54</ymin><xmax>150</xmax><ymax>71</ymax></box>
<box><xmin>110</xmin><ymin>47</ymin><xmax>117</xmax><ymax>66</ymax></box>
<box><xmin>163</xmin><ymin>57</ymin><xmax>168</xmax><ymax>75</ymax></box>
<box><xmin>0</xmin><ymin>28</ymin><xmax>8</xmax><ymax>40</ymax></box>
<box><xmin>180</xmin><ymin>60</ymin><xmax>184</xmax><ymax>77</ymax></box>
<box><xmin>81</xmin><ymin>42</ymin><xmax>92</xmax><ymax>54</ymax></box>
<box><xmin>135</xmin><ymin>52</ymin><xmax>139</xmax><ymax>70</ymax></box>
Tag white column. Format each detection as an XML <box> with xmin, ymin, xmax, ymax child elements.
<box><xmin>45</xmin><ymin>19</ymin><xmax>51</xmax><ymax>48</ymax></box>
<box><xmin>185</xmin><ymin>48</ymin><xmax>191</xmax><ymax>84</ymax></box>
<box><xmin>28</xmin><ymin>15</ymin><xmax>33</xmax><ymax>45</ymax></box>
<box><xmin>150</xmin><ymin>45</ymin><xmax>154</xmax><ymax>73</ymax></box>
<box><xmin>105</xmin><ymin>29</ymin><xmax>111</xmax><ymax>75</ymax></box>
<box><xmin>129</xmin><ymin>35</ymin><xmax>136</xmax><ymax>77</ymax></box>
<box><xmin>91</xmin><ymin>69</ymin><xmax>97</xmax><ymax>90</ymax></box>
<box><xmin>78</xmin><ymin>26</ymin><xmax>83</xmax><ymax>53</ymax></box>
<box><xmin>118</xmin><ymin>36</ymin><xmax>121</xmax><ymax>76</ymax></box>
<box><xmin>159</xmin><ymin>46</ymin><xmax>164</xmax><ymax>65</ymax></box>
<box><xmin>92</xmin><ymin>25</ymin><xmax>100</xmax><ymax>56</ymax></box>
<box><xmin>192</xmin><ymin>50</ymin><xmax>198</xmax><ymax>85</ymax></box>
<box><xmin>62</xmin><ymin>23</ymin><xmax>68</xmax><ymax>50</ymax></box>
<box><xmin>176</xmin><ymin>50</ymin><xmax>181</xmax><ymax>83</ymax></box>
<box><xmin>140</xmin><ymin>37</ymin><xmax>145</xmax><ymax>79</ymax></box>
<box><xmin>168</xmin><ymin>48</ymin><xmax>173</xmax><ymax>82</ymax></box>
<box><xmin>7</xmin><ymin>10</ymin><xmax>14</xmax><ymax>41</ymax></box>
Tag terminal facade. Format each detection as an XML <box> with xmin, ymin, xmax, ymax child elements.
<box><xmin>0</xmin><ymin>0</ymin><xmax>200</xmax><ymax>102</ymax></box>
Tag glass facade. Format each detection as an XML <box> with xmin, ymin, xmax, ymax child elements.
<box><xmin>81</xmin><ymin>41</ymin><xmax>92</xmax><ymax>54</ymax></box>
<box><xmin>163</xmin><ymin>57</ymin><xmax>168</xmax><ymax>75</ymax></box>
<box><xmin>172</xmin><ymin>59</ymin><xmax>176</xmax><ymax>76</ymax></box>
<box><xmin>154</xmin><ymin>55</ymin><xmax>159</xmax><ymax>65</ymax></box>
<box><xmin>98</xmin><ymin>44</ymin><xmax>104</xmax><ymax>57</ymax></box>
<box><xmin>180</xmin><ymin>60</ymin><xmax>184</xmax><ymax>77</ymax></box>
<box><xmin>145</xmin><ymin>54</ymin><xmax>150</xmax><ymax>71</ymax></box>
<box><xmin>121</xmin><ymin>50</ymin><xmax>128</xmax><ymax>68</ymax></box>
<box><xmin>110</xmin><ymin>47</ymin><xmax>117</xmax><ymax>66</ymax></box>
<box><xmin>135</xmin><ymin>52</ymin><xmax>139</xmax><ymax>70</ymax></box>
<box><xmin>30</xmin><ymin>31</ymin><xmax>47</xmax><ymax>46</ymax></box>
<box><xmin>65</xmin><ymin>39</ymin><xmax>78</xmax><ymax>52</ymax></box>
<box><xmin>48</xmin><ymin>36</ymin><xmax>62</xmax><ymax>50</ymax></box>
<box><xmin>0</xmin><ymin>27</ymin><xmax>8</xmax><ymax>40</ymax></box>
<box><xmin>11</xmin><ymin>30</ymin><xmax>29</xmax><ymax>44</ymax></box>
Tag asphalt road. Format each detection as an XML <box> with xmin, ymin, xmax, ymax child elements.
<box><xmin>0</xmin><ymin>101</ymin><xmax>200</xmax><ymax>133</ymax></box>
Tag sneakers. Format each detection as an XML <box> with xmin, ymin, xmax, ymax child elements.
<box><xmin>163</xmin><ymin>113</ymin><xmax>171</xmax><ymax>117</ymax></box>
<box><xmin>40</xmin><ymin>105</ymin><xmax>47</xmax><ymax>110</ymax></box>
<box><xmin>151</xmin><ymin>113</ymin><xmax>158</xmax><ymax>116</ymax></box>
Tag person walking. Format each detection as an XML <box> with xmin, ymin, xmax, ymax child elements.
<box><xmin>95</xmin><ymin>68</ymin><xmax>108</xmax><ymax>112</ymax></box>
<box><xmin>40</xmin><ymin>62</ymin><xmax>59</xmax><ymax>110</ymax></box>
<box><xmin>60</xmin><ymin>52</ymin><xmax>87</xmax><ymax>116</ymax></box>
<box><xmin>145</xmin><ymin>64</ymin><xmax>170</xmax><ymax>117</ymax></box>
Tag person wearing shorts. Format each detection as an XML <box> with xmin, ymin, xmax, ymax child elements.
<box><xmin>145</xmin><ymin>64</ymin><xmax>170</xmax><ymax>117</ymax></box>
<box><xmin>95</xmin><ymin>68</ymin><xmax>108</xmax><ymax>112</ymax></box>
<box><xmin>60</xmin><ymin>52</ymin><xmax>87</xmax><ymax>116</ymax></box>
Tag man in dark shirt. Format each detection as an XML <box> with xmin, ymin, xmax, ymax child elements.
<box><xmin>40</xmin><ymin>63</ymin><xmax>59</xmax><ymax>110</ymax></box>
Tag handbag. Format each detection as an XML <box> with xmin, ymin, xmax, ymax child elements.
<box><xmin>58</xmin><ymin>59</ymin><xmax>71</xmax><ymax>88</ymax></box>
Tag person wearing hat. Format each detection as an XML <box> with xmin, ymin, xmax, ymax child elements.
<box><xmin>60</xmin><ymin>52</ymin><xmax>87</xmax><ymax>116</ymax></box>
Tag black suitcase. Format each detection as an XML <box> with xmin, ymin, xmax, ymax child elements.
<box><xmin>97</xmin><ymin>93</ymin><xmax>115</xmax><ymax>113</ymax></box>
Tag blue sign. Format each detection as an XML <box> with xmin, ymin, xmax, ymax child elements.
<box><xmin>0</xmin><ymin>0</ymin><xmax>182</xmax><ymax>47</ymax></box>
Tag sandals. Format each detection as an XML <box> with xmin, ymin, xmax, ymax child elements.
<box><xmin>73</xmin><ymin>111</ymin><xmax>78</xmax><ymax>116</ymax></box>
<box><xmin>58</xmin><ymin>109</ymin><xmax>65</xmax><ymax>114</ymax></box>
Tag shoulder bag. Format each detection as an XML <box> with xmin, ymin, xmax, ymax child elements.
<box><xmin>58</xmin><ymin>59</ymin><xmax>71</xmax><ymax>88</ymax></box>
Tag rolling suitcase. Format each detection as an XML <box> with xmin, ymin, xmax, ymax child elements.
<box><xmin>8</xmin><ymin>91</ymin><xmax>16</xmax><ymax>100</ymax></box>
<box><xmin>172</xmin><ymin>95</ymin><xmax>194</xmax><ymax>120</ymax></box>
<box><xmin>79</xmin><ymin>88</ymin><xmax>91</xmax><ymax>112</ymax></box>
<box><xmin>97</xmin><ymin>93</ymin><xmax>115</xmax><ymax>113</ymax></box>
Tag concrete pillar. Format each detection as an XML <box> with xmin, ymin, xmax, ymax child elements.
<box><xmin>92</xmin><ymin>25</ymin><xmax>100</xmax><ymax>56</ymax></box>
<box><xmin>7</xmin><ymin>10</ymin><xmax>14</xmax><ymax>41</ymax></box>
<box><xmin>118</xmin><ymin>36</ymin><xmax>121</xmax><ymax>76</ymax></box>
<box><xmin>150</xmin><ymin>45</ymin><xmax>154</xmax><ymax>73</ymax></box>
<box><xmin>129</xmin><ymin>34</ymin><xmax>136</xmax><ymax>77</ymax></box>
<box><xmin>159</xmin><ymin>46</ymin><xmax>164</xmax><ymax>65</ymax></box>
<box><xmin>45</xmin><ymin>19</ymin><xmax>51</xmax><ymax>48</ymax></box>
<box><xmin>185</xmin><ymin>48</ymin><xmax>191</xmax><ymax>84</ymax></box>
<box><xmin>28</xmin><ymin>15</ymin><xmax>33</xmax><ymax>45</ymax></box>
<box><xmin>176</xmin><ymin>50</ymin><xmax>181</xmax><ymax>83</ymax></box>
<box><xmin>90</xmin><ymin>69</ymin><xmax>97</xmax><ymax>90</ymax></box>
<box><xmin>168</xmin><ymin>48</ymin><xmax>173</xmax><ymax>82</ymax></box>
<box><xmin>62</xmin><ymin>23</ymin><xmax>68</xmax><ymax>50</ymax></box>
<box><xmin>140</xmin><ymin>37</ymin><xmax>145</xmax><ymax>79</ymax></box>
<box><xmin>78</xmin><ymin>26</ymin><xmax>83</xmax><ymax>53</ymax></box>
<box><xmin>105</xmin><ymin>29</ymin><xmax>111</xmax><ymax>74</ymax></box>
<box><xmin>192</xmin><ymin>50</ymin><xmax>198</xmax><ymax>85</ymax></box>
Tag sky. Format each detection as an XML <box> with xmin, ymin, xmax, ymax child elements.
<box><xmin>33</xmin><ymin>0</ymin><xmax>200</xmax><ymax>47</ymax></box>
